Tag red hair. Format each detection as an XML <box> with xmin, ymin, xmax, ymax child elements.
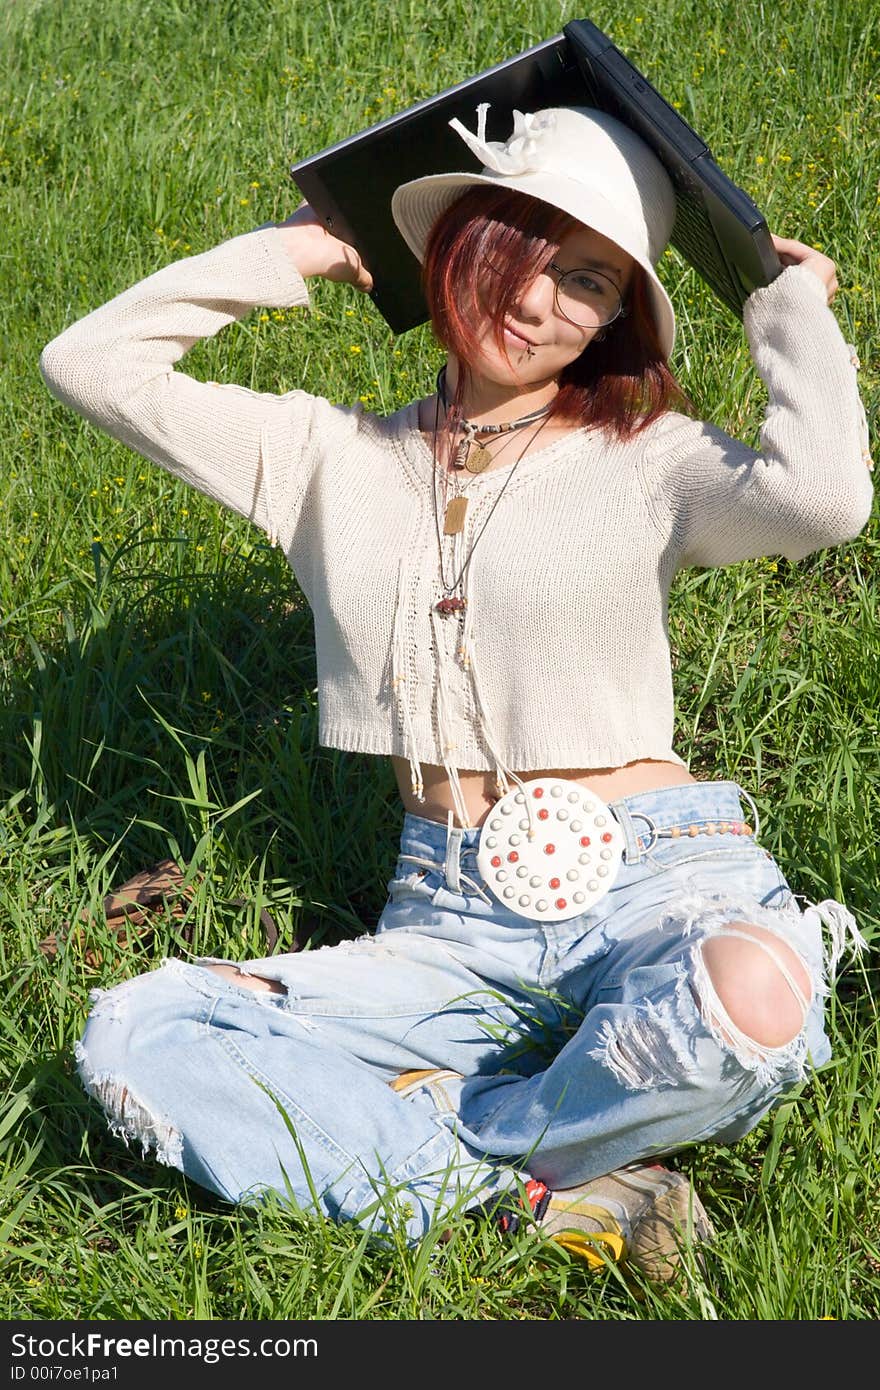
<box><xmin>421</xmin><ymin>185</ymin><xmax>693</xmax><ymax>441</ymax></box>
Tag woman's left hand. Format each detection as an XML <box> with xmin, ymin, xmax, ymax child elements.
<box><xmin>771</xmin><ymin>234</ymin><xmax>839</xmax><ymax>304</ymax></box>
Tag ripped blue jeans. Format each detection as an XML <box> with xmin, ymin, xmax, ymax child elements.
<box><xmin>76</xmin><ymin>781</ymin><xmax>860</xmax><ymax>1243</ymax></box>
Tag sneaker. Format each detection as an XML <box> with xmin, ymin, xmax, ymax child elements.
<box><xmin>474</xmin><ymin>1164</ymin><xmax>713</xmax><ymax>1284</ymax></box>
<box><xmin>389</xmin><ymin>1068</ymin><xmax>462</xmax><ymax>1112</ymax></box>
<box><xmin>390</xmin><ymin>1071</ymin><xmax>713</xmax><ymax>1284</ymax></box>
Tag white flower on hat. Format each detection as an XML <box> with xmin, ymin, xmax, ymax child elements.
<box><xmin>449</xmin><ymin>103</ymin><xmax>558</xmax><ymax>176</ymax></box>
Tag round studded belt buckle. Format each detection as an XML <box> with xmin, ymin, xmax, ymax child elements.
<box><xmin>475</xmin><ymin>777</ymin><xmax>624</xmax><ymax>922</ymax></box>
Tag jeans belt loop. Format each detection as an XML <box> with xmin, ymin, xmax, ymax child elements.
<box><xmin>610</xmin><ymin>801</ymin><xmax>645</xmax><ymax>863</ymax></box>
<box><xmin>736</xmin><ymin>785</ymin><xmax>762</xmax><ymax>842</ymax></box>
<box><xmin>444</xmin><ymin>810</ymin><xmax>464</xmax><ymax>892</ymax></box>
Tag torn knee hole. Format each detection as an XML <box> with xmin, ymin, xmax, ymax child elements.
<box><xmin>694</xmin><ymin>921</ymin><xmax>813</xmax><ymax>1052</ymax></box>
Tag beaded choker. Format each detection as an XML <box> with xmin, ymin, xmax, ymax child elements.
<box><xmin>436</xmin><ymin>367</ymin><xmax>555</xmax><ymax>474</ymax></box>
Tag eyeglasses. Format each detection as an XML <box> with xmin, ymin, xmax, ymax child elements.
<box><xmin>483</xmin><ymin>258</ymin><xmax>628</xmax><ymax>332</ymax></box>
<box><xmin>545</xmin><ymin>261</ymin><xmax>628</xmax><ymax>330</ymax></box>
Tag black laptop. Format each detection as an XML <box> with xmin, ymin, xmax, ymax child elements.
<box><xmin>289</xmin><ymin>17</ymin><xmax>782</xmax><ymax>335</ymax></box>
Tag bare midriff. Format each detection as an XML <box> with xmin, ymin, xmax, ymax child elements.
<box><xmin>391</xmin><ymin>756</ymin><xmax>698</xmax><ymax>830</ymax></box>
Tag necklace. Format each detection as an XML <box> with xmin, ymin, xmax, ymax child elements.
<box><xmin>431</xmin><ymin>394</ymin><xmax>551</xmax><ymax>617</ymax></box>
<box><xmin>439</xmin><ymin>425</ymin><xmax>525</xmax><ymax>536</ymax></box>
<box><xmin>436</xmin><ymin>367</ymin><xmax>555</xmax><ymax>474</ymax></box>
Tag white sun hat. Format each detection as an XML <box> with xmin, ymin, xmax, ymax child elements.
<box><xmin>391</xmin><ymin>104</ymin><xmax>677</xmax><ymax>356</ymax></box>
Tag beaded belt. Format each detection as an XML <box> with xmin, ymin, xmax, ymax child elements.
<box><xmin>632</xmin><ymin>817</ymin><xmax>755</xmax><ymax>854</ymax></box>
<box><xmin>399</xmin><ymin>783</ymin><xmax>758</xmax><ymax>925</ymax></box>
<box><xmin>475</xmin><ymin>780</ymin><xmax>757</xmax><ymax>923</ymax></box>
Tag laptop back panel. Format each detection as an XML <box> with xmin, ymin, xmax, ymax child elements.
<box><xmin>289</xmin><ymin>18</ymin><xmax>781</xmax><ymax>334</ymax></box>
<box><xmin>563</xmin><ymin>19</ymin><xmax>781</xmax><ymax>315</ymax></box>
<box><xmin>290</xmin><ymin>35</ymin><xmax>580</xmax><ymax>333</ymax></box>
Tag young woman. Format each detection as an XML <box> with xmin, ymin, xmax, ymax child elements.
<box><xmin>41</xmin><ymin>105</ymin><xmax>873</xmax><ymax>1284</ymax></box>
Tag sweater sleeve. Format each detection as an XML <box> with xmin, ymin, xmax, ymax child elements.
<box><xmin>39</xmin><ymin>227</ymin><xmax>361</xmax><ymax>550</ymax></box>
<box><xmin>638</xmin><ymin>263</ymin><xmax>874</xmax><ymax>568</ymax></box>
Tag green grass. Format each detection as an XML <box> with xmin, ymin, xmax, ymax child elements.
<box><xmin>1</xmin><ymin>0</ymin><xmax>878</xmax><ymax>1322</ymax></box>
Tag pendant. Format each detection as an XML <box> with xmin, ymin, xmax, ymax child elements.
<box><xmin>451</xmin><ymin>439</ymin><xmax>470</xmax><ymax>470</ymax></box>
<box><xmin>435</xmin><ymin>596</ymin><xmax>467</xmax><ymax>617</ymax></box>
<box><xmin>465</xmin><ymin>443</ymin><xmax>493</xmax><ymax>474</ymax></box>
<box><xmin>443</xmin><ymin>495</ymin><xmax>468</xmax><ymax>535</ymax></box>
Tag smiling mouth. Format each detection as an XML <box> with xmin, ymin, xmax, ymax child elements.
<box><xmin>503</xmin><ymin>324</ymin><xmax>537</xmax><ymax>349</ymax></box>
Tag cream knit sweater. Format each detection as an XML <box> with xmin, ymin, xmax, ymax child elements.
<box><xmin>40</xmin><ymin>227</ymin><xmax>873</xmax><ymax>809</ymax></box>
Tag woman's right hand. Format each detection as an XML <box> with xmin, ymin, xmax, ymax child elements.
<box><xmin>274</xmin><ymin>202</ymin><xmax>373</xmax><ymax>292</ymax></box>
